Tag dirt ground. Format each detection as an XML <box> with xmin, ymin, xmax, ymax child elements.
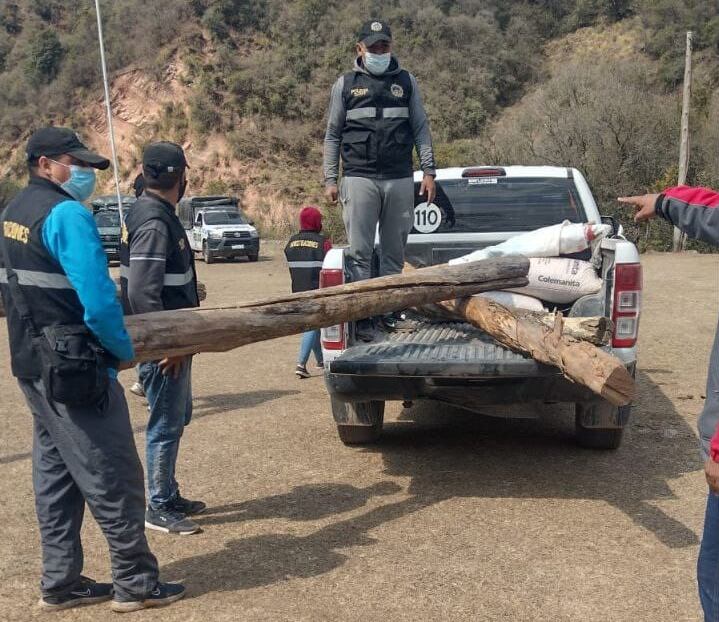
<box><xmin>1</xmin><ymin>244</ymin><xmax>717</xmax><ymax>621</ymax></box>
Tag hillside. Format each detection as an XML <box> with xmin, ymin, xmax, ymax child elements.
<box><xmin>0</xmin><ymin>0</ymin><xmax>717</xmax><ymax>246</ymax></box>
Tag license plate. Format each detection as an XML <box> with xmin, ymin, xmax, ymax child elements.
<box><xmin>232</xmin><ymin>244</ymin><xmax>245</xmax><ymax>249</ymax></box>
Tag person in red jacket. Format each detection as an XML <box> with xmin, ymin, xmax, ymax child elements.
<box><xmin>284</xmin><ymin>206</ymin><xmax>333</xmax><ymax>378</ymax></box>
<box><xmin>619</xmin><ymin>186</ymin><xmax>719</xmax><ymax>621</ymax></box>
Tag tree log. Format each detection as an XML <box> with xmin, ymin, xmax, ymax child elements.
<box><xmin>436</xmin><ymin>296</ymin><xmax>634</xmax><ymax>407</ymax></box>
<box><xmin>125</xmin><ymin>257</ymin><xmax>530</xmax><ymax>362</ymax></box>
<box><xmin>419</xmin><ymin>303</ymin><xmax>611</xmax><ymax>345</ymax></box>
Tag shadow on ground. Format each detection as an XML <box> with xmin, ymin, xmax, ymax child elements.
<box><xmin>0</xmin><ymin>389</ymin><xmax>299</xmax><ymax>466</ymax></box>
<box><xmin>163</xmin><ymin>371</ymin><xmax>702</xmax><ymax>596</ymax></box>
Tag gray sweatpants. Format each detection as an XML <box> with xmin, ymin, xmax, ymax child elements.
<box><xmin>699</xmin><ymin>316</ymin><xmax>719</xmax><ymax>460</ymax></box>
<box><xmin>339</xmin><ymin>176</ymin><xmax>415</xmax><ymax>281</ymax></box>
<box><xmin>19</xmin><ymin>377</ymin><xmax>158</xmax><ymax>600</ymax></box>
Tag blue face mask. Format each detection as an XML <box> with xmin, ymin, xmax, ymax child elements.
<box><xmin>364</xmin><ymin>52</ymin><xmax>391</xmax><ymax>75</ymax></box>
<box><xmin>51</xmin><ymin>160</ymin><xmax>97</xmax><ymax>201</ymax></box>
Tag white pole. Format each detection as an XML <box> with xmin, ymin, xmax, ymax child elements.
<box><xmin>93</xmin><ymin>0</ymin><xmax>124</xmax><ymax>224</ymax></box>
<box><xmin>673</xmin><ymin>31</ymin><xmax>693</xmax><ymax>252</ymax></box>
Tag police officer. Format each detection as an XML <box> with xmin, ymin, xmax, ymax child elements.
<box><xmin>120</xmin><ymin>142</ymin><xmax>204</xmax><ymax>536</ymax></box>
<box><xmin>323</xmin><ymin>19</ymin><xmax>437</xmax><ymax>334</ymax></box>
<box><xmin>284</xmin><ymin>206</ymin><xmax>332</xmax><ymax>378</ymax></box>
<box><xmin>0</xmin><ymin>127</ymin><xmax>184</xmax><ymax>612</ymax></box>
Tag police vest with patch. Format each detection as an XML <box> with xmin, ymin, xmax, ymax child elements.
<box><xmin>0</xmin><ymin>178</ymin><xmax>87</xmax><ymax>378</ymax></box>
<box><xmin>119</xmin><ymin>193</ymin><xmax>199</xmax><ymax>313</ymax></box>
<box><xmin>284</xmin><ymin>231</ymin><xmax>327</xmax><ymax>293</ymax></box>
<box><xmin>341</xmin><ymin>68</ymin><xmax>414</xmax><ymax>179</ymax></box>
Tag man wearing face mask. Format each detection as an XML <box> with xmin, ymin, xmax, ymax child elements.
<box><xmin>119</xmin><ymin>141</ymin><xmax>204</xmax><ymax>536</ymax></box>
<box><xmin>324</xmin><ymin>19</ymin><xmax>437</xmax><ymax>336</ymax></box>
<box><xmin>0</xmin><ymin>127</ymin><xmax>186</xmax><ymax>611</ymax></box>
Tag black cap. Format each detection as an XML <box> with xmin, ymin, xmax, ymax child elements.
<box><xmin>358</xmin><ymin>20</ymin><xmax>392</xmax><ymax>46</ymax></box>
<box><xmin>26</xmin><ymin>127</ymin><xmax>110</xmax><ymax>170</ymax></box>
<box><xmin>142</xmin><ymin>141</ymin><xmax>189</xmax><ymax>179</ymax></box>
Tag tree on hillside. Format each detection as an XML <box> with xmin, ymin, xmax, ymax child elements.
<box><xmin>25</xmin><ymin>28</ymin><xmax>62</xmax><ymax>83</ymax></box>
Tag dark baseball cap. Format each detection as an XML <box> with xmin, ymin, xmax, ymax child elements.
<box><xmin>358</xmin><ymin>20</ymin><xmax>392</xmax><ymax>46</ymax></box>
<box><xmin>26</xmin><ymin>127</ymin><xmax>110</xmax><ymax>170</ymax></box>
<box><xmin>142</xmin><ymin>141</ymin><xmax>189</xmax><ymax>178</ymax></box>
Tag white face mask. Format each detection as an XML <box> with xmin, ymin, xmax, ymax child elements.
<box><xmin>364</xmin><ymin>51</ymin><xmax>391</xmax><ymax>75</ymax></box>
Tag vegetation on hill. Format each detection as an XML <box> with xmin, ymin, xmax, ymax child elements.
<box><xmin>0</xmin><ymin>0</ymin><xmax>717</xmax><ymax>249</ymax></box>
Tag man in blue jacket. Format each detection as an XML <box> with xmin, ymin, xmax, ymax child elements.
<box><xmin>0</xmin><ymin>127</ymin><xmax>184</xmax><ymax>612</ymax></box>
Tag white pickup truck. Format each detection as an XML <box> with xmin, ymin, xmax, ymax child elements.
<box><xmin>177</xmin><ymin>196</ymin><xmax>260</xmax><ymax>263</ymax></box>
<box><xmin>320</xmin><ymin>166</ymin><xmax>641</xmax><ymax>449</ymax></box>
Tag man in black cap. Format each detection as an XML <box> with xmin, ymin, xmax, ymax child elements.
<box><xmin>120</xmin><ymin>141</ymin><xmax>204</xmax><ymax>536</ymax></box>
<box><xmin>323</xmin><ymin>19</ymin><xmax>437</xmax><ymax>335</ymax></box>
<box><xmin>0</xmin><ymin>127</ymin><xmax>185</xmax><ymax>611</ymax></box>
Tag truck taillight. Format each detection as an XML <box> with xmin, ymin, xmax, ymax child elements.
<box><xmin>320</xmin><ymin>268</ymin><xmax>345</xmax><ymax>350</ymax></box>
<box><xmin>612</xmin><ymin>263</ymin><xmax>642</xmax><ymax>348</ymax></box>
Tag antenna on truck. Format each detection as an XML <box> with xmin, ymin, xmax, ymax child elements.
<box><xmin>93</xmin><ymin>0</ymin><xmax>125</xmax><ymax>224</ymax></box>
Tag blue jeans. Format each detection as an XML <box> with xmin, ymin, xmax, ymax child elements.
<box><xmin>298</xmin><ymin>330</ymin><xmax>322</xmax><ymax>366</ymax></box>
<box><xmin>139</xmin><ymin>358</ymin><xmax>193</xmax><ymax>510</ymax></box>
<box><xmin>699</xmin><ymin>492</ymin><xmax>719</xmax><ymax>621</ymax></box>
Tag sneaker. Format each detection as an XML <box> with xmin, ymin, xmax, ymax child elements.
<box><xmin>355</xmin><ymin>318</ymin><xmax>375</xmax><ymax>342</ymax></box>
<box><xmin>129</xmin><ymin>382</ymin><xmax>145</xmax><ymax>398</ymax></box>
<box><xmin>110</xmin><ymin>582</ymin><xmax>186</xmax><ymax>613</ymax></box>
<box><xmin>295</xmin><ymin>364</ymin><xmax>310</xmax><ymax>379</ymax></box>
<box><xmin>170</xmin><ymin>495</ymin><xmax>206</xmax><ymax>515</ymax></box>
<box><xmin>145</xmin><ymin>506</ymin><xmax>200</xmax><ymax>535</ymax></box>
<box><xmin>38</xmin><ymin>576</ymin><xmax>113</xmax><ymax>611</ymax></box>
<box><xmin>315</xmin><ymin>361</ymin><xmax>324</xmax><ymax>370</ymax></box>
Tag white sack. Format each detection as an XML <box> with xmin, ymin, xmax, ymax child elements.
<box><xmin>473</xmin><ymin>290</ymin><xmax>545</xmax><ymax>312</ymax></box>
<box><xmin>508</xmin><ymin>257</ymin><xmax>602</xmax><ymax>304</ymax></box>
<box><xmin>448</xmin><ymin>220</ymin><xmax>612</xmax><ymax>265</ymax></box>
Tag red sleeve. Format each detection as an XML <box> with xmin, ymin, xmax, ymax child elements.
<box><xmin>323</xmin><ymin>238</ymin><xmax>333</xmax><ymax>254</ymax></box>
<box><xmin>711</xmin><ymin>431</ymin><xmax>719</xmax><ymax>463</ymax></box>
<box><xmin>663</xmin><ymin>186</ymin><xmax>719</xmax><ymax>209</ymax></box>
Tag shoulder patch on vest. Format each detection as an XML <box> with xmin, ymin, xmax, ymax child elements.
<box><xmin>351</xmin><ymin>87</ymin><xmax>369</xmax><ymax>97</ymax></box>
<box><xmin>390</xmin><ymin>83</ymin><xmax>404</xmax><ymax>98</ymax></box>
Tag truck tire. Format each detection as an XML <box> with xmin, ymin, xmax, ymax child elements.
<box><xmin>248</xmin><ymin>253</ymin><xmax>259</xmax><ymax>262</ymax></box>
<box><xmin>203</xmin><ymin>242</ymin><xmax>214</xmax><ymax>264</ymax></box>
<box><xmin>332</xmin><ymin>399</ymin><xmax>385</xmax><ymax>445</ymax></box>
<box><xmin>575</xmin><ymin>402</ymin><xmax>630</xmax><ymax>450</ymax></box>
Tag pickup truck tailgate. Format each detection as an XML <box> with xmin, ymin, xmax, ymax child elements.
<box><xmin>329</xmin><ymin>321</ymin><xmax>558</xmax><ymax>378</ymax></box>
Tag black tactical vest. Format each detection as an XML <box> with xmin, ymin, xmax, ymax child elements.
<box><xmin>119</xmin><ymin>193</ymin><xmax>199</xmax><ymax>313</ymax></box>
<box><xmin>0</xmin><ymin>178</ymin><xmax>87</xmax><ymax>378</ymax></box>
<box><xmin>284</xmin><ymin>231</ymin><xmax>327</xmax><ymax>293</ymax></box>
<box><xmin>340</xmin><ymin>67</ymin><xmax>414</xmax><ymax>179</ymax></box>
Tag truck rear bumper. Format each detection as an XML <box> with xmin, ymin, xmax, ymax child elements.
<box><xmin>325</xmin><ymin>371</ymin><xmax>603</xmax><ymax>406</ymax></box>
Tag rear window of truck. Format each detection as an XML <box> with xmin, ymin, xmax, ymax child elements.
<box><xmin>412</xmin><ymin>177</ymin><xmax>586</xmax><ymax>234</ymax></box>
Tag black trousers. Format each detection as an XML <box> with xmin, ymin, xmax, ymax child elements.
<box><xmin>19</xmin><ymin>377</ymin><xmax>158</xmax><ymax>599</ymax></box>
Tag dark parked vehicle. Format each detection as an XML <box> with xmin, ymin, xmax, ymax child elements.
<box><xmin>90</xmin><ymin>195</ymin><xmax>136</xmax><ymax>262</ymax></box>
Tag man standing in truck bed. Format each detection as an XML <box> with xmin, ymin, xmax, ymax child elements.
<box><xmin>323</xmin><ymin>19</ymin><xmax>437</xmax><ymax>335</ymax></box>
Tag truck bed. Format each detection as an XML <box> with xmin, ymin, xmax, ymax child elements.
<box><xmin>329</xmin><ymin>320</ymin><xmax>559</xmax><ymax>378</ymax></box>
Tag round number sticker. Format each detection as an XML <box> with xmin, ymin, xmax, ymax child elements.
<box><xmin>413</xmin><ymin>202</ymin><xmax>442</xmax><ymax>233</ymax></box>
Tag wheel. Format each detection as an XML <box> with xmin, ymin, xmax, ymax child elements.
<box><xmin>575</xmin><ymin>402</ymin><xmax>630</xmax><ymax>450</ymax></box>
<box><xmin>331</xmin><ymin>398</ymin><xmax>385</xmax><ymax>445</ymax></box>
<box><xmin>248</xmin><ymin>253</ymin><xmax>259</xmax><ymax>262</ymax></box>
<box><xmin>203</xmin><ymin>242</ymin><xmax>214</xmax><ymax>264</ymax></box>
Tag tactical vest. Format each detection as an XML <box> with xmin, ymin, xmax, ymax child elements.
<box><xmin>0</xmin><ymin>178</ymin><xmax>87</xmax><ymax>378</ymax></box>
<box><xmin>119</xmin><ymin>193</ymin><xmax>199</xmax><ymax>313</ymax></box>
<box><xmin>284</xmin><ymin>231</ymin><xmax>327</xmax><ymax>293</ymax></box>
<box><xmin>340</xmin><ymin>68</ymin><xmax>414</xmax><ymax>179</ymax></box>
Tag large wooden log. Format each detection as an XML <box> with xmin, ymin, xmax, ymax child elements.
<box><xmin>125</xmin><ymin>257</ymin><xmax>530</xmax><ymax>362</ymax></box>
<box><xmin>421</xmin><ymin>303</ymin><xmax>611</xmax><ymax>345</ymax></box>
<box><xmin>437</xmin><ymin>296</ymin><xmax>634</xmax><ymax>406</ymax></box>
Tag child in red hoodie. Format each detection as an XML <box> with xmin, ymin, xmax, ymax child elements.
<box><xmin>284</xmin><ymin>206</ymin><xmax>332</xmax><ymax>378</ymax></box>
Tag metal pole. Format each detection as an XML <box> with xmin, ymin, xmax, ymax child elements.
<box><xmin>93</xmin><ymin>0</ymin><xmax>124</xmax><ymax>224</ymax></box>
<box><xmin>673</xmin><ymin>30</ymin><xmax>693</xmax><ymax>252</ymax></box>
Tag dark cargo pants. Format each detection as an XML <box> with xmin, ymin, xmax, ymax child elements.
<box><xmin>19</xmin><ymin>377</ymin><xmax>158</xmax><ymax>600</ymax></box>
